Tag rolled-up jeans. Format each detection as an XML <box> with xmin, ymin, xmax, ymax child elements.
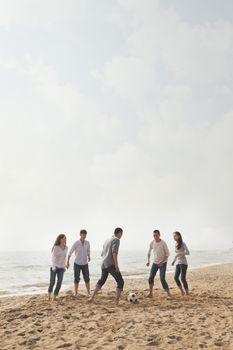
<box><xmin>96</xmin><ymin>265</ymin><xmax>124</xmax><ymax>291</ymax></box>
<box><xmin>174</xmin><ymin>264</ymin><xmax>188</xmax><ymax>290</ymax></box>
<box><xmin>74</xmin><ymin>263</ymin><xmax>90</xmax><ymax>283</ymax></box>
<box><xmin>48</xmin><ymin>267</ymin><xmax>65</xmax><ymax>295</ymax></box>
<box><xmin>148</xmin><ymin>262</ymin><xmax>169</xmax><ymax>290</ymax></box>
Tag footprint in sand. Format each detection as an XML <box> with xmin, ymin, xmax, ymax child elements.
<box><xmin>17</xmin><ymin>331</ymin><xmax>25</xmax><ymax>336</ymax></box>
<box><xmin>56</xmin><ymin>342</ymin><xmax>72</xmax><ymax>348</ymax></box>
<box><xmin>168</xmin><ymin>335</ymin><xmax>176</xmax><ymax>339</ymax></box>
<box><xmin>214</xmin><ymin>340</ymin><xmax>224</xmax><ymax>346</ymax></box>
<box><xmin>147</xmin><ymin>341</ymin><xmax>160</xmax><ymax>346</ymax></box>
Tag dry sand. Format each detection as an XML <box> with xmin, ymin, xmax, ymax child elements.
<box><xmin>0</xmin><ymin>263</ymin><xmax>233</xmax><ymax>350</ymax></box>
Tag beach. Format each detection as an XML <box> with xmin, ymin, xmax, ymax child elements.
<box><xmin>0</xmin><ymin>263</ymin><xmax>232</xmax><ymax>350</ymax></box>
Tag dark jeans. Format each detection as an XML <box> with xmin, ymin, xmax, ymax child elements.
<box><xmin>48</xmin><ymin>267</ymin><xmax>65</xmax><ymax>295</ymax></box>
<box><xmin>148</xmin><ymin>262</ymin><xmax>169</xmax><ymax>290</ymax></box>
<box><xmin>74</xmin><ymin>263</ymin><xmax>90</xmax><ymax>283</ymax></box>
<box><xmin>96</xmin><ymin>265</ymin><xmax>124</xmax><ymax>291</ymax></box>
<box><xmin>174</xmin><ymin>264</ymin><xmax>188</xmax><ymax>290</ymax></box>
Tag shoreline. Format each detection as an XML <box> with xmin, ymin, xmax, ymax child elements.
<box><xmin>0</xmin><ymin>260</ymin><xmax>232</xmax><ymax>299</ymax></box>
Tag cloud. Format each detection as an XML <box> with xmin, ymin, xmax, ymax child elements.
<box><xmin>104</xmin><ymin>0</ymin><xmax>233</xmax><ymax>89</ymax></box>
<box><xmin>0</xmin><ymin>0</ymin><xmax>80</xmax><ymax>29</ymax></box>
<box><xmin>0</xmin><ymin>55</ymin><xmax>127</xmax><ymax>249</ymax></box>
<box><xmin>98</xmin><ymin>55</ymin><xmax>156</xmax><ymax>101</ymax></box>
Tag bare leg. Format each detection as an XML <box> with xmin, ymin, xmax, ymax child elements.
<box><xmin>90</xmin><ymin>268</ymin><xmax>108</xmax><ymax>302</ymax></box>
<box><xmin>74</xmin><ymin>283</ymin><xmax>79</xmax><ymax>296</ymax></box>
<box><xmin>89</xmin><ymin>287</ymin><xmax>100</xmax><ymax>302</ymax></box>
<box><xmin>85</xmin><ymin>282</ymin><xmax>90</xmax><ymax>295</ymax></box>
<box><xmin>116</xmin><ymin>290</ymin><xmax>122</xmax><ymax>305</ymax></box>
<box><xmin>147</xmin><ymin>284</ymin><xmax>153</xmax><ymax>298</ymax></box>
<box><xmin>178</xmin><ymin>286</ymin><xmax>185</xmax><ymax>295</ymax></box>
<box><xmin>166</xmin><ymin>289</ymin><xmax>172</xmax><ymax>298</ymax></box>
<box><xmin>185</xmin><ymin>289</ymin><xmax>189</xmax><ymax>295</ymax></box>
<box><xmin>48</xmin><ymin>293</ymin><xmax>52</xmax><ymax>301</ymax></box>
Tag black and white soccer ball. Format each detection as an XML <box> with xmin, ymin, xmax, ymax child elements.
<box><xmin>127</xmin><ymin>292</ymin><xmax>138</xmax><ymax>303</ymax></box>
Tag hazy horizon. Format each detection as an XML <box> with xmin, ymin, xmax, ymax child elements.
<box><xmin>1</xmin><ymin>0</ymin><xmax>233</xmax><ymax>252</ymax></box>
<box><xmin>0</xmin><ymin>247</ymin><xmax>233</xmax><ymax>253</ymax></box>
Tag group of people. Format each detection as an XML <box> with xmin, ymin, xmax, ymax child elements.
<box><xmin>48</xmin><ymin>228</ymin><xmax>190</xmax><ymax>304</ymax></box>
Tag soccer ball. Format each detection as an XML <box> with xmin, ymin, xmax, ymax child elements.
<box><xmin>127</xmin><ymin>292</ymin><xmax>138</xmax><ymax>303</ymax></box>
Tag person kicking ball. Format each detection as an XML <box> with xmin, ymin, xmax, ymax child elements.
<box><xmin>89</xmin><ymin>227</ymin><xmax>124</xmax><ymax>305</ymax></box>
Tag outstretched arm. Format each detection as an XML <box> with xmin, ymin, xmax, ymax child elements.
<box><xmin>147</xmin><ymin>242</ymin><xmax>153</xmax><ymax>266</ymax></box>
<box><xmin>183</xmin><ymin>243</ymin><xmax>190</xmax><ymax>255</ymax></box>
<box><xmin>66</xmin><ymin>243</ymin><xmax>76</xmax><ymax>268</ymax></box>
<box><xmin>87</xmin><ymin>242</ymin><xmax>91</xmax><ymax>262</ymax></box>
<box><xmin>113</xmin><ymin>252</ymin><xmax>119</xmax><ymax>272</ymax></box>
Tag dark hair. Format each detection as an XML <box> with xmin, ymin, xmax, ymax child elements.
<box><xmin>52</xmin><ymin>234</ymin><xmax>66</xmax><ymax>251</ymax></box>
<box><xmin>153</xmin><ymin>229</ymin><xmax>160</xmax><ymax>236</ymax></box>
<box><xmin>174</xmin><ymin>231</ymin><xmax>183</xmax><ymax>249</ymax></box>
<box><xmin>114</xmin><ymin>227</ymin><xmax>123</xmax><ymax>235</ymax></box>
<box><xmin>80</xmin><ymin>229</ymin><xmax>87</xmax><ymax>235</ymax></box>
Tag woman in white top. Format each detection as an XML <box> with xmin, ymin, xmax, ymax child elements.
<box><xmin>172</xmin><ymin>231</ymin><xmax>190</xmax><ymax>295</ymax></box>
<box><xmin>48</xmin><ymin>234</ymin><xmax>68</xmax><ymax>300</ymax></box>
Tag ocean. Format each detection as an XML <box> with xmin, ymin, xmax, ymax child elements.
<box><xmin>0</xmin><ymin>249</ymin><xmax>232</xmax><ymax>297</ymax></box>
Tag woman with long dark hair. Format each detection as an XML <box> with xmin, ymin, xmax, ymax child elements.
<box><xmin>48</xmin><ymin>234</ymin><xmax>68</xmax><ymax>300</ymax></box>
<box><xmin>172</xmin><ymin>231</ymin><xmax>190</xmax><ymax>295</ymax></box>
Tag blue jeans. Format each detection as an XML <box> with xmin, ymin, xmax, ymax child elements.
<box><xmin>96</xmin><ymin>265</ymin><xmax>124</xmax><ymax>291</ymax></box>
<box><xmin>148</xmin><ymin>262</ymin><xmax>169</xmax><ymax>290</ymax></box>
<box><xmin>74</xmin><ymin>263</ymin><xmax>90</xmax><ymax>283</ymax></box>
<box><xmin>48</xmin><ymin>267</ymin><xmax>65</xmax><ymax>295</ymax></box>
<box><xmin>174</xmin><ymin>264</ymin><xmax>188</xmax><ymax>290</ymax></box>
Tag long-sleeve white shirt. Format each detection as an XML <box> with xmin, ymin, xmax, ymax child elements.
<box><xmin>52</xmin><ymin>245</ymin><xmax>68</xmax><ymax>270</ymax></box>
<box><xmin>148</xmin><ymin>239</ymin><xmax>170</xmax><ymax>264</ymax></box>
<box><xmin>174</xmin><ymin>242</ymin><xmax>190</xmax><ymax>265</ymax></box>
<box><xmin>68</xmin><ymin>240</ymin><xmax>90</xmax><ymax>265</ymax></box>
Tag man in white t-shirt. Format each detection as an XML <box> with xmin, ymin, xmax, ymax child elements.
<box><xmin>146</xmin><ymin>229</ymin><xmax>171</xmax><ymax>298</ymax></box>
<box><xmin>67</xmin><ymin>229</ymin><xmax>91</xmax><ymax>296</ymax></box>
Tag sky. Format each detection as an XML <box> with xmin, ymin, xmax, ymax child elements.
<box><xmin>0</xmin><ymin>0</ymin><xmax>233</xmax><ymax>252</ymax></box>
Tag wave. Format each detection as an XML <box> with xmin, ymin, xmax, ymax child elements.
<box><xmin>16</xmin><ymin>265</ymin><xmax>48</xmax><ymax>269</ymax></box>
<box><xmin>5</xmin><ymin>283</ymin><xmax>49</xmax><ymax>290</ymax></box>
<box><xmin>121</xmin><ymin>270</ymin><xmax>148</xmax><ymax>276</ymax></box>
<box><xmin>0</xmin><ymin>290</ymin><xmax>10</xmax><ymax>296</ymax></box>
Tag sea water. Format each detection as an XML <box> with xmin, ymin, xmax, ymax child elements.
<box><xmin>0</xmin><ymin>249</ymin><xmax>232</xmax><ymax>297</ymax></box>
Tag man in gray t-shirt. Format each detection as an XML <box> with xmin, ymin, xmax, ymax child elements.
<box><xmin>89</xmin><ymin>227</ymin><xmax>124</xmax><ymax>305</ymax></box>
<box><xmin>101</xmin><ymin>236</ymin><xmax>120</xmax><ymax>269</ymax></box>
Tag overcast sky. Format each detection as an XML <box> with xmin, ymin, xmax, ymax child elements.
<box><xmin>0</xmin><ymin>0</ymin><xmax>233</xmax><ymax>252</ymax></box>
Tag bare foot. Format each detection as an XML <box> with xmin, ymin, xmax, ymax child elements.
<box><xmin>146</xmin><ymin>293</ymin><xmax>153</xmax><ymax>298</ymax></box>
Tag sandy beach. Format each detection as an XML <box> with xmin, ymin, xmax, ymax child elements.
<box><xmin>0</xmin><ymin>263</ymin><xmax>232</xmax><ymax>350</ymax></box>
